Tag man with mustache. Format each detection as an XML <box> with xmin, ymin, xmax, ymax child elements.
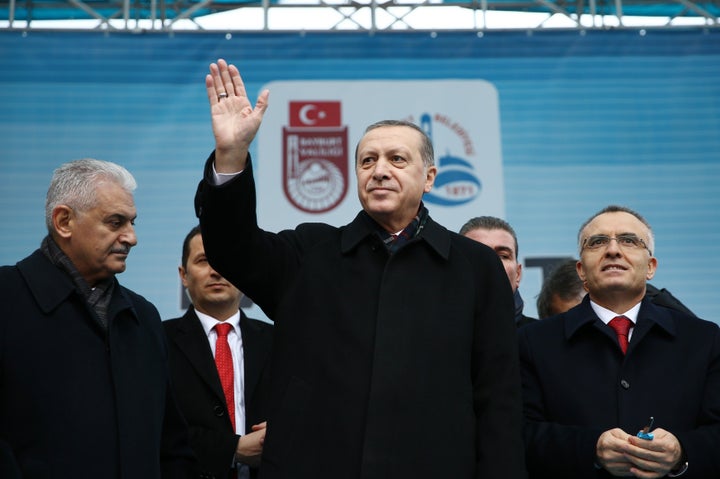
<box><xmin>518</xmin><ymin>205</ymin><xmax>720</xmax><ymax>478</ymax></box>
<box><xmin>193</xmin><ymin>59</ymin><xmax>526</xmax><ymax>479</ymax></box>
<box><xmin>164</xmin><ymin>226</ymin><xmax>273</xmax><ymax>479</ymax></box>
<box><xmin>0</xmin><ymin>158</ymin><xmax>195</xmax><ymax>478</ymax></box>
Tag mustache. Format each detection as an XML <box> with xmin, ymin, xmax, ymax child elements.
<box><xmin>367</xmin><ymin>183</ymin><xmax>393</xmax><ymax>191</ymax></box>
<box><xmin>111</xmin><ymin>245</ymin><xmax>131</xmax><ymax>255</ymax></box>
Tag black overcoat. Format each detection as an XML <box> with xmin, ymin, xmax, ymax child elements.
<box><xmin>0</xmin><ymin>249</ymin><xmax>195</xmax><ymax>478</ymax></box>
<box><xmin>196</xmin><ymin>155</ymin><xmax>527</xmax><ymax>479</ymax></box>
<box><xmin>518</xmin><ymin>296</ymin><xmax>720</xmax><ymax>478</ymax></box>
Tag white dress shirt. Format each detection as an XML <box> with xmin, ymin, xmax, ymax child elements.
<box><xmin>196</xmin><ymin>309</ymin><xmax>247</xmax><ymax>435</ymax></box>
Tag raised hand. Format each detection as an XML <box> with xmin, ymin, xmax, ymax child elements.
<box><xmin>205</xmin><ymin>58</ymin><xmax>269</xmax><ymax>172</ymax></box>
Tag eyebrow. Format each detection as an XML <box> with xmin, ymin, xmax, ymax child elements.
<box><xmin>494</xmin><ymin>245</ymin><xmax>515</xmax><ymax>256</ymax></box>
<box><xmin>359</xmin><ymin>145</ymin><xmax>413</xmax><ymax>156</ymax></box>
<box><xmin>590</xmin><ymin>232</ymin><xmax>640</xmax><ymax>237</ymax></box>
<box><xmin>105</xmin><ymin>213</ymin><xmax>136</xmax><ymax>223</ymax></box>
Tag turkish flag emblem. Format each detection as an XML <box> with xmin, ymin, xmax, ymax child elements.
<box><xmin>282</xmin><ymin>100</ymin><xmax>348</xmax><ymax>213</ymax></box>
<box><xmin>289</xmin><ymin>102</ymin><xmax>341</xmax><ymax>128</ymax></box>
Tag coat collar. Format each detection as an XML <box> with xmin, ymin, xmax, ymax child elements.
<box><xmin>16</xmin><ymin>249</ymin><xmax>139</xmax><ymax>324</ymax></box>
<box><xmin>563</xmin><ymin>295</ymin><xmax>677</xmax><ymax>342</ymax></box>
<box><xmin>340</xmin><ymin>210</ymin><xmax>451</xmax><ymax>260</ymax></box>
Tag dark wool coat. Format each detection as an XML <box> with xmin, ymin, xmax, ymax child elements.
<box><xmin>0</xmin><ymin>250</ymin><xmax>195</xmax><ymax>479</ymax></box>
<box><xmin>164</xmin><ymin>306</ymin><xmax>274</xmax><ymax>479</ymax></box>
<box><xmin>195</xmin><ymin>154</ymin><xmax>527</xmax><ymax>479</ymax></box>
<box><xmin>518</xmin><ymin>295</ymin><xmax>720</xmax><ymax>479</ymax></box>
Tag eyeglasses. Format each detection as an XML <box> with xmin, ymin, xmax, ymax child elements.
<box><xmin>582</xmin><ymin>234</ymin><xmax>652</xmax><ymax>254</ymax></box>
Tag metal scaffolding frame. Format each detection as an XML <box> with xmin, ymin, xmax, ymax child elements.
<box><xmin>2</xmin><ymin>0</ymin><xmax>719</xmax><ymax>31</ymax></box>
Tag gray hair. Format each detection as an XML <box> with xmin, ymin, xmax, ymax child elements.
<box><xmin>45</xmin><ymin>158</ymin><xmax>137</xmax><ymax>232</ymax></box>
<box><xmin>459</xmin><ymin>216</ymin><xmax>519</xmax><ymax>257</ymax></box>
<box><xmin>577</xmin><ymin>205</ymin><xmax>655</xmax><ymax>256</ymax></box>
<box><xmin>355</xmin><ymin>119</ymin><xmax>435</xmax><ymax>168</ymax></box>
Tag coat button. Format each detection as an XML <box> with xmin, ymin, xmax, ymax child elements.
<box><xmin>620</xmin><ymin>379</ymin><xmax>630</xmax><ymax>389</ymax></box>
<box><xmin>213</xmin><ymin>404</ymin><xmax>225</xmax><ymax>416</ymax></box>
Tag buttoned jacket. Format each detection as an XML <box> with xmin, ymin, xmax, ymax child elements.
<box><xmin>518</xmin><ymin>295</ymin><xmax>720</xmax><ymax>478</ymax></box>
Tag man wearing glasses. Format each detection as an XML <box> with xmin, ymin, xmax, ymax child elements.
<box><xmin>518</xmin><ymin>205</ymin><xmax>720</xmax><ymax>478</ymax></box>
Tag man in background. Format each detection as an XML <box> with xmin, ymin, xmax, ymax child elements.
<box><xmin>460</xmin><ymin>216</ymin><xmax>537</xmax><ymax>327</ymax></box>
<box><xmin>164</xmin><ymin>226</ymin><xmax>273</xmax><ymax>479</ymax></box>
<box><xmin>536</xmin><ymin>258</ymin><xmax>586</xmax><ymax>319</ymax></box>
<box><xmin>0</xmin><ymin>159</ymin><xmax>194</xmax><ymax>478</ymax></box>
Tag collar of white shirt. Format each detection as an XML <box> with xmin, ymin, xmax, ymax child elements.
<box><xmin>590</xmin><ymin>301</ymin><xmax>641</xmax><ymax>327</ymax></box>
<box><xmin>196</xmin><ymin>309</ymin><xmax>242</xmax><ymax>338</ymax></box>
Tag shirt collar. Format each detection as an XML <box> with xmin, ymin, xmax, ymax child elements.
<box><xmin>590</xmin><ymin>300</ymin><xmax>641</xmax><ymax>326</ymax></box>
<box><xmin>195</xmin><ymin>308</ymin><xmax>241</xmax><ymax>337</ymax></box>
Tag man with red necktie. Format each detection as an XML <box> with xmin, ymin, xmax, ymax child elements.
<box><xmin>164</xmin><ymin>226</ymin><xmax>273</xmax><ymax>479</ymax></box>
<box><xmin>518</xmin><ymin>205</ymin><xmax>720</xmax><ymax>479</ymax></box>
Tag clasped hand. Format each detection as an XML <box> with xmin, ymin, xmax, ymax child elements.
<box><xmin>596</xmin><ymin>427</ymin><xmax>682</xmax><ymax>478</ymax></box>
<box><xmin>235</xmin><ymin>421</ymin><xmax>267</xmax><ymax>467</ymax></box>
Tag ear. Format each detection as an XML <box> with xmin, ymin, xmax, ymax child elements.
<box><xmin>646</xmin><ymin>256</ymin><xmax>658</xmax><ymax>280</ymax></box>
<box><xmin>424</xmin><ymin>165</ymin><xmax>438</xmax><ymax>193</ymax></box>
<box><xmin>576</xmin><ymin>259</ymin><xmax>586</xmax><ymax>282</ymax></box>
<box><xmin>514</xmin><ymin>263</ymin><xmax>523</xmax><ymax>289</ymax></box>
<box><xmin>52</xmin><ymin>205</ymin><xmax>74</xmax><ymax>239</ymax></box>
<box><xmin>178</xmin><ymin>266</ymin><xmax>189</xmax><ymax>289</ymax></box>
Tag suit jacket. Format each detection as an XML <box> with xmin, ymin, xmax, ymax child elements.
<box><xmin>164</xmin><ymin>306</ymin><xmax>273</xmax><ymax>479</ymax></box>
<box><xmin>0</xmin><ymin>249</ymin><xmax>195</xmax><ymax>479</ymax></box>
<box><xmin>195</xmin><ymin>154</ymin><xmax>527</xmax><ymax>479</ymax></box>
<box><xmin>518</xmin><ymin>295</ymin><xmax>720</xmax><ymax>478</ymax></box>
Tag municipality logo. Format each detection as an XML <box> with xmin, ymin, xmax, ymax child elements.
<box><xmin>282</xmin><ymin>101</ymin><xmax>349</xmax><ymax>213</ymax></box>
<box><xmin>419</xmin><ymin>113</ymin><xmax>481</xmax><ymax>207</ymax></box>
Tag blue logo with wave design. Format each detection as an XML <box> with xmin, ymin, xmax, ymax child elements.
<box><xmin>424</xmin><ymin>154</ymin><xmax>482</xmax><ymax>206</ymax></box>
<box><xmin>420</xmin><ymin>113</ymin><xmax>481</xmax><ymax>207</ymax></box>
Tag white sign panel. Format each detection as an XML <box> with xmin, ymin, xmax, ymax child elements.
<box><xmin>257</xmin><ymin>80</ymin><xmax>505</xmax><ymax>233</ymax></box>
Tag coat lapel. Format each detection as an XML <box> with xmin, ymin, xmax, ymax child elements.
<box><xmin>626</xmin><ymin>297</ymin><xmax>677</xmax><ymax>354</ymax></box>
<box><xmin>172</xmin><ymin>307</ymin><xmax>226</xmax><ymax>402</ymax></box>
<box><xmin>563</xmin><ymin>296</ymin><xmax>678</xmax><ymax>356</ymax></box>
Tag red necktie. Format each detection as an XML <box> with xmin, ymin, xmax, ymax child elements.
<box><xmin>214</xmin><ymin>323</ymin><xmax>235</xmax><ymax>431</ymax></box>
<box><xmin>608</xmin><ymin>316</ymin><xmax>632</xmax><ymax>354</ymax></box>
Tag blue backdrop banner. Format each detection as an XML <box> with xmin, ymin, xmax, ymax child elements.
<box><xmin>1</xmin><ymin>29</ymin><xmax>718</xmax><ymax>322</ymax></box>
